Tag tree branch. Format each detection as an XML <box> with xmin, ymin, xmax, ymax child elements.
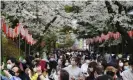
<box><xmin>31</xmin><ymin>16</ymin><xmax>57</xmax><ymax>52</ymax></box>
<box><xmin>105</xmin><ymin>1</ymin><xmax>133</xmax><ymax>58</ymax></box>
<box><xmin>43</xmin><ymin>16</ymin><xmax>57</xmax><ymax>33</ymax></box>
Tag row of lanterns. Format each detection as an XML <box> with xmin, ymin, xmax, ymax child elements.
<box><xmin>86</xmin><ymin>31</ymin><xmax>133</xmax><ymax>44</ymax></box>
<box><xmin>1</xmin><ymin>18</ymin><xmax>37</xmax><ymax>45</ymax></box>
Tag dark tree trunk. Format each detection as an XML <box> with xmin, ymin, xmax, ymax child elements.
<box><xmin>31</xmin><ymin>16</ymin><xmax>57</xmax><ymax>52</ymax></box>
<box><xmin>115</xmin><ymin>21</ymin><xmax>133</xmax><ymax>54</ymax></box>
<box><xmin>43</xmin><ymin>16</ymin><xmax>57</xmax><ymax>33</ymax></box>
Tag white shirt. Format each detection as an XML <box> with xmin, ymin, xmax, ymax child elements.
<box><xmin>121</xmin><ymin>69</ymin><xmax>133</xmax><ymax>80</ymax></box>
<box><xmin>64</xmin><ymin>65</ymin><xmax>82</xmax><ymax>80</ymax></box>
<box><xmin>81</xmin><ymin>63</ymin><xmax>88</xmax><ymax>73</ymax></box>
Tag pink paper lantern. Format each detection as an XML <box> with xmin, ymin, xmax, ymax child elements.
<box><xmin>98</xmin><ymin>37</ymin><xmax>102</xmax><ymax>43</ymax></box>
<box><xmin>108</xmin><ymin>32</ymin><xmax>113</xmax><ymax>38</ymax></box>
<box><xmin>101</xmin><ymin>33</ymin><xmax>105</xmax><ymax>41</ymax></box>
<box><xmin>128</xmin><ymin>31</ymin><xmax>133</xmax><ymax>37</ymax></box>
<box><xmin>113</xmin><ymin>32</ymin><xmax>120</xmax><ymax>40</ymax></box>
<box><xmin>104</xmin><ymin>34</ymin><xmax>109</xmax><ymax>41</ymax></box>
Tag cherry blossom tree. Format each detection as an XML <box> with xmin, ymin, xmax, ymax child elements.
<box><xmin>1</xmin><ymin>1</ymin><xmax>133</xmax><ymax>55</ymax></box>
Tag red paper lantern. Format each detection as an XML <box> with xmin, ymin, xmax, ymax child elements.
<box><xmin>12</xmin><ymin>29</ymin><xmax>15</xmax><ymax>39</ymax></box>
<box><xmin>98</xmin><ymin>37</ymin><xmax>102</xmax><ymax>43</ymax></box>
<box><xmin>94</xmin><ymin>37</ymin><xmax>96</xmax><ymax>42</ymax></box>
<box><xmin>108</xmin><ymin>32</ymin><xmax>113</xmax><ymax>38</ymax></box>
<box><xmin>20</xmin><ymin>27</ymin><xmax>26</xmax><ymax>39</ymax></box>
<box><xmin>113</xmin><ymin>32</ymin><xmax>120</xmax><ymax>40</ymax></box>
<box><xmin>14</xmin><ymin>23</ymin><xmax>20</xmax><ymax>36</ymax></box>
<box><xmin>5</xmin><ymin>25</ymin><xmax>9</xmax><ymax>36</ymax></box>
<box><xmin>104</xmin><ymin>34</ymin><xmax>109</xmax><ymax>41</ymax></box>
<box><xmin>90</xmin><ymin>38</ymin><xmax>94</xmax><ymax>44</ymax></box>
<box><xmin>128</xmin><ymin>31</ymin><xmax>133</xmax><ymax>38</ymax></box>
<box><xmin>101</xmin><ymin>33</ymin><xmax>105</xmax><ymax>41</ymax></box>
<box><xmin>116</xmin><ymin>32</ymin><xmax>120</xmax><ymax>39</ymax></box>
<box><xmin>95</xmin><ymin>36</ymin><xmax>100</xmax><ymax>42</ymax></box>
<box><xmin>113</xmin><ymin>33</ymin><xmax>116</xmax><ymax>40</ymax></box>
<box><xmin>8</xmin><ymin>28</ymin><xmax>12</xmax><ymax>38</ymax></box>
<box><xmin>2</xmin><ymin>19</ymin><xmax>7</xmax><ymax>34</ymax></box>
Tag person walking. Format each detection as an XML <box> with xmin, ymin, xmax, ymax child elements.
<box><xmin>121</xmin><ymin>59</ymin><xmax>133</xmax><ymax>80</ymax></box>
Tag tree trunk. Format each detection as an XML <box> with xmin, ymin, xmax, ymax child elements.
<box><xmin>115</xmin><ymin>21</ymin><xmax>133</xmax><ymax>56</ymax></box>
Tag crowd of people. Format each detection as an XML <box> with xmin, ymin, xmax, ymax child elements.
<box><xmin>1</xmin><ymin>49</ymin><xmax>133</xmax><ymax>80</ymax></box>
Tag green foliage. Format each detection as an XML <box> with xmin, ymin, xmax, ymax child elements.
<box><xmin>65</xmin><ymin>39</ymin><xmax>75</xmax><ymax>47</ymax></box>
<box><xmin>64</xmin><ymin>5</ymin><xmax>73</xmax><ymax>13</ymax></box>
<box><xmin>72</xmin><ymin>6</ymin><xmax>81</xmax><ymax>13</ymax></box>
<box><xmin>57</xmin><ymin>39</ymin><xmax>74</xmax><ymax>48</ymax></box>
<box><xmin>2</xmin><ymin>34</ymin><xmax>22</xmax><ymax>59</ymax></box>
<box><xmin>64</xmin><ymin>5</ymin><xmax>81</xmax><ymax>13</ymax></box>
<box><xmin>59</xmin><ymin>26</ymin><xmax>73</xmax><ymax>33</ymax></box>
<box><xmin>38</xmin><ymin>31</ymin><xmax>57</xmax><ymax>54</ymax></box>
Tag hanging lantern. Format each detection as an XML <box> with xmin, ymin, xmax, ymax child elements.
<box><xmin>90</xmin><ymin>38</ymin><xmax>94</xmax><ymax>44</ymax></box>
<box><xmin>116</xmin><ymin>32</ymin><xmax>120</xmax><ymax>39</ymax></box>
<box><xmin>113</xmin><ymin>33</ymin><xmax>116</xmax><ymax>40</ymax></box>
<box><xmin>108</xmin><ymin>32</ymin><xmax>113</xmax><ymax>38</ymax></box>
<box><xmin>14</xmin><ymin>23</ymin><xmax>21</xmax><ymax>36</ymax></box>
<box><xmin>95</xmin><ymin>36</ymin><xmax>99</xmax><ymax>42</ymax></box>
<box><xmin>12</xmin><ymin>29</ymin><xmax>15</xmax><ymax>39</ymax></box>
<box><xmin>104</xmin><ymin>34</ymin><xmax>109</xmax><ymax>41</ymax></box>
<box><xmin>2</xmin><ymin>19</ymin><xmax>7</xmax><ymax>34</ymax></box>
<box><xmin>25</xmin><ymin>30</ymin><xmax>30</xmax><ymax>43</ymax></box>
<box><xmin>10</xmin><ymin>28</ymin><xmax>13</xmax><ymax>38</ymax></box>
<box><xmin>20</xmin><ymin>27</ymin><xmax>26</xmax><ymax>39</ymax></box>
<box><xmin>5</xmin><ymin>24</ymin><xmax>9</xmax><ymax>37</ymax></box>
<box><xmin>8</xmin><ymin>28</ymin><xmax>11</xmax><ymax>38</ymax></box>
<box><xmin>30</xmin><ymin>35</ymin><xmax>33</xmax><ymax>45</ymax></box>
<box><xmin>98</xmin><ymin>37</ymin><xmax>102</xmax><ymax>43</ymax></box>
<box><xmin>113</xmin><ymin>32</ymin><xmax>120</xmax><ymax>40</ymax></box>
<box><xmin>128</xmin><ymin>31</ymin><xmax>133</xmax><ymax>38</ymax></box>
<box><xmin>33</xmin><ymin>40</ymin><xmax>37</xmax><ymax>45</ymax></box>
<box><xmin>101</xmin><ymin>33</ymin><xmax>105</xmax><ymax>41</ymax></box>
